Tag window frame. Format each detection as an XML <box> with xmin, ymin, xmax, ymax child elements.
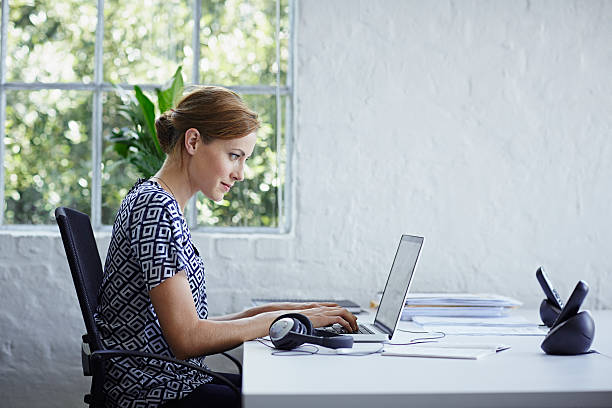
<box><xmin>0</xmin><ymin>0</ymin><xmax>295</xmax><ymax>234</ymax></box>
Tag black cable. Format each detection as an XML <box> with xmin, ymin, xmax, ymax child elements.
<box><xmin>588</xmin><ymin>349</ymin><xmax>612</xmax><ymax>359</ymax></box>
<box><xmin>386</xmin><ymin>340</ymin><xmax>438</xmax><ymax>346</ymax></box>
<box><xmin>255</xmin><ymin>338</ymin><xmax>275</xmax><ymax>348</ymax></box>
<box><xmin>395</xmin><ymin>329</ymin><xmax>446</xmax><ymax>343</ymax></box>
<box><xmin>257</xmin><ymin>328</ymin><xmax>446</xmax><ymax>353</ymax></box>
<box><xmin>256</xmin><ymin>338</ymin><xmax>384</xmax><ymax>356</ymax></box>
<box><xmin>256</xmin><ymin>329</ymin><xmax>446</xmax><ymax>357</ymax></box>
<box><xmin>331</xmin><ymin>345</ymin><xmax>384</xmax><ymax>356</ymax></box>
<box><xmin>256</xmin><ymin>338</ymin><xmax>319</xmax><ymax>355</ymax></box>
<box><xmin>272</xmin><ymin>346</ymin><xmax>319</xmax><ymax>356</ymax></box>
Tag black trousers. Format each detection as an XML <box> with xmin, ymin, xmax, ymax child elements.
<box><xmin>160</xmin><ymin>373</ymin><xmax>242</xmax><ymax>408</ymax></box>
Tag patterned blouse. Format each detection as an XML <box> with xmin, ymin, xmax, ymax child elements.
<box><xmin>95</xmin><ymin>179</ymin><xmax>211</xmax><ymax>408</ymax></box>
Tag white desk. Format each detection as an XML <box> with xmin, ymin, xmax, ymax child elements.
<box><xmin>242</xmin><ymin>310</ymin><xmax>612</xmax><ymax>408</ymax></box>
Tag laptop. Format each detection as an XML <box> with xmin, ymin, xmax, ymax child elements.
<box><xmin>322</xmin><ymin>234</ymin><xmax>424</xmax><ymax>342</ymax></box>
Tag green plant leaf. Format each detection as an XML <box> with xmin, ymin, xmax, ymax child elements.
<box><xmin>113</xmin><ymin>141</ymin><xmax>130</xmax><ymax>158</ymax></box>
<box><xmin>133</xmin><ymin>86</ymin><xmax>155</xmax><ymax>132</ymax></box>
<box><xmin>134</xmin><ymin>85</ymin><xmax>163</xmax><ymax>156</ymax></box>
<box><xmin>157</xmin><ymin>66</ymin><xmax>184</xmax><ymax>114</ymax></box>
<box><xmin>107</xmin><ymin>68</ymin><xmax>183</xmax><ymax>179</ymax></box>
<box><xmin>117</xmin><ymin>108</ymin><xmax>138</xmax><ymax>125</ymax></box>
<box><xmin>171</xmin><ymin>68</ymin><xmax>185</xmax><ymax>107</ymax></box>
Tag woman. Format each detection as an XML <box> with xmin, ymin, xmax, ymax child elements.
<box><xmin>96</xmin><ymin>86</ymin><xmax>357</xmax><ymax>408</ymax></box>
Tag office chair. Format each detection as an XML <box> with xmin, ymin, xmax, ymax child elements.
<box><xmin>55</xmin><ymin>207</ymin><xmax>241</xmax><ymax>407</ymax></box>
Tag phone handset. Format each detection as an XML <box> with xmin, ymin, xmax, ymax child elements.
<box><xmin>541</xmin><ymin>280</ymin><xmax>595</xmax><ymax>355</ymax></box>
<box><xmin>550</xmin><ymin>281</ymin><xmax>588</xmax><ymax>328</ymax></box>
<box><xmin>535</xmin><ymin>267</ymin><xmax>563</xmax><ymax>326</ymax></box>
<box><xmin>536</xmin><ymin>266</ymin><xmax>563</xmax><ymax>309</ymax></box>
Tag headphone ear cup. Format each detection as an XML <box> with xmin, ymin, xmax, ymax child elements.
<box><xmin>269</xmin><ymin>313</ymin><xmax>353</xmax><ymax>350</ymax></box>
<box><xmin>269</xmin><ymin>313</ymin><xmax>314</xmax><ymax>350</ymax></box>
<box><xmin>290</xmin><ymin>313</ymin><xmax>314</xmax><ymax>335</ymax></box>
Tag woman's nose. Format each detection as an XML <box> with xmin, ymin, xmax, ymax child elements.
<box><xmin>232</xmin><ymin>164</ymin><xmax>245</xmax><ymax>181</ymax></box>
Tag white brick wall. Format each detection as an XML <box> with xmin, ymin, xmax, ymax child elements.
<box><xmin>2</xmin><ymin>1</ymin><xmax>612</xmax><ymax>405</ymax></box>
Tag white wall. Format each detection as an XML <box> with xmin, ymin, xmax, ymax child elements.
<box><xmin>1</xmin><ymin>1</ymin><xmax>611</xmax><ymax>406</ymax></box>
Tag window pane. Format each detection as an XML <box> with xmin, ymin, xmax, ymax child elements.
<box><xmin>104</xmin><ymin>0</ymin><xmax>194</xmax><ymax>84</ymax></box>
<box><xmin>196</xmin><ymin>94</ymin><xmax>284</xmax><ymax>227</ymax></box>
<box><xmin>4</xmin><ymin>90</ymin><xmax>93</xmax><ymax>224</ymax></box>
<box><xmin>101</xmin><ymin>91</ymin><xmax>142</xmax><ymax>225</ymax></box>
<box><xmin>279</xmin><ymin>0</ymin><xmax>290</xmax><ymax>85</ymax></box>
<box><xmin>6</xmin><ymin>0</ymin><xmax>96</xmax><ymax>83</ymax></box>
<box><xmin>200</xmin><ymin>0</ymin><xmax>288</xmax><ymax>86</ymax></box>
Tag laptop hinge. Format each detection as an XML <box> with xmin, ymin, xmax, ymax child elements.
<box><xmin>372</xmin><ymin>321</ymin><xmax>393</xmax><ymax>337</ymax></box>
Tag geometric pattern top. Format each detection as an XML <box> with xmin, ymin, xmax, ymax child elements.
<box><xmin>95</xmin><ymin>179</ymin><xmax>210</xmax><ymax>408</ymax></box>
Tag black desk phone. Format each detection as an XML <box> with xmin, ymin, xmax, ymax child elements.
<box><xmin>536</xmin><ymin>267</ymin><xmax>595</xmax><ymax>355</ymax></box>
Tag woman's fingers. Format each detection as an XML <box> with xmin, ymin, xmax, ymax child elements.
<box><xmin>269</xmin><ymin>304</ymin><xmax>358</xmax><ymax>332</ymax></box>
<box><xmin>325</xmin><ymin>306</ymin><xmax>358</xmax><ymax>331</ymax></box>
<box><xmin>300</xmin><ymin>306</ymin><xmax>358</xmax><ymax>332</ymax></box>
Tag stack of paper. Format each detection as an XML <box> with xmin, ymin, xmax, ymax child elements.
<box><xmin>411</xmin><ymin>315</ymin><xmax>547</xmax><ymax>336</ymax></box>
<box><xmin>401</xmin><ymin>293</ymin><xmax>522</xmax><ymax>320</ymax></box>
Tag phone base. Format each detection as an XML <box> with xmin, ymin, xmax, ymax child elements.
<box><xmin>539</xmin><ymin>298</ymin><xmax>562</xmax><ymax>327</ymax></box>
<box><xmin>541</xmin><ymin>310</ymin><xmax>595</xmax><ymax>355</ymax></box>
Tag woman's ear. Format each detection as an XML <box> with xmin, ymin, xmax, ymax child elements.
<box><xmin>184</xmin><ymin>128</ymin><xmax>200</xmax><ymax>155</ymax></box>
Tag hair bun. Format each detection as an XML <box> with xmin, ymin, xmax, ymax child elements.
<box><xmin>154</xmin><ymin>86</ymin><xmax>260</xmax><ymax>155</ymax></box>
<box><xmin>155</xmin><ymin>112</ymin><xmax>176</xmax><ymax>154</ymax></box>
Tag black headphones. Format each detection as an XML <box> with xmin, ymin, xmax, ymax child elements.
<box><xmin>269</xmin><ymin>313</ymin><xmax>354</xmax><ymax>350</ymax></box>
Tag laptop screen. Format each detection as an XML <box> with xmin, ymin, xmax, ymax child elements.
<box><xmin>374</xmin><ymin>235</ymin><xmax>424</xmax><ymax>336</ymax></box>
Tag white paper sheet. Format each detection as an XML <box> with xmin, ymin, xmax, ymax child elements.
<box><xmin>382</xmin><ymin>344</ymin><xmax>499</xmax><ymax>360</ymax></box>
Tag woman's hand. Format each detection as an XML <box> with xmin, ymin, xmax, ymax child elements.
<box><xmin>255</xmin><ymin>302</ymin><xmax>358</xmax><ymax>332</ymax></box>
<box><xmin>287</xmin><ymin>305</ymin><xmax>358</xmax><ymax>333</ymax></box>
<box><xmin>213</xmin><ymin>302</ymin><xmax>359</xmax><ymax>340</ymax></box>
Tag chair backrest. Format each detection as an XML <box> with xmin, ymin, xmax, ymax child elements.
<box><xmin>55</xmin><ymin>207</ymin><xmax>104</xmax><ymax>352</ymax></box>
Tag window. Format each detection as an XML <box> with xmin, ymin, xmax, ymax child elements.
<box><xmin>0</xmin><ymin>0</ymin><xmax>294</xmax><ymax>232</ymax></box>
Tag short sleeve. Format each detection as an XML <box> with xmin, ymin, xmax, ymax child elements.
<box><xmin>130</xmin><ymin>198</ymin><xmax>189</xmax><ymax>292</ymax></box>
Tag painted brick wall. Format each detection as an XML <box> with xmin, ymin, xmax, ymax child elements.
<box><xmin>1</xmin><ymin>1</ymin><xmax>611</xmax><ymax>405</ymax></box>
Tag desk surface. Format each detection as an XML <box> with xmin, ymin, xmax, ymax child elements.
<box><xmin>242</xmin><ymin>310</ymin><xmax>612</xmax><ymax>408</ymax></box>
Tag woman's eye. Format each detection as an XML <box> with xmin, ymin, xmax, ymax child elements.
<box><xmin>229</xmin><ymin>153</ymin><xmax>240</xmax><ymax>160</ymax></box>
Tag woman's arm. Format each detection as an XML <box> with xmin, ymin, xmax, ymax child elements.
<box><xmin>150</xmin><ymin>271</ymin><xmax>357</xmax><ymax>360</ymax></box>
<box><xmin>210</xmin><ymin>301</ymin><xmax>341</xmax><ymax>321</ymax></box>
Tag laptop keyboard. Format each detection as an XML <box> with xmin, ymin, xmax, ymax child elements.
<box><xmin>326</xmin><ymin>323</ymin><xmax>375</xmax><ymax>335</ymax></box>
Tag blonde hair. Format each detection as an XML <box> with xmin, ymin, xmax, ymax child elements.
<box><xmin>155</xmin><ymin>86</ymin><xmax>260</xmax><ymax>154</ymax></box>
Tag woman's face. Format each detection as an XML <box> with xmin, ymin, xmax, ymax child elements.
<box><xmin>188</xmin><ymin>132</ymin><xmax>257</xmax><ymax>202</ymax></box>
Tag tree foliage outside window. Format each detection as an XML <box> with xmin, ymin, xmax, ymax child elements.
<box><xmin>2</xmin><ymin>0</ymin><xmax>291</xmax><ymax>230</ymax></box>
